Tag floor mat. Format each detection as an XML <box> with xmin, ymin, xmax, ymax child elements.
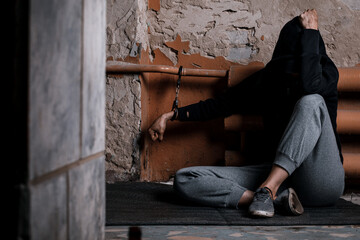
<box><xmin>106</xmin><ymin>182</ymin><xmax>360</xmax><ymax>226</ymax></box>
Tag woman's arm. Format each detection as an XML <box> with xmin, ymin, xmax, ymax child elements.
<box><xmin>177</xmin><ymin>70</ymin><xmax>265</xmax><ymax>122</ymax></box>
<box><xmin>298</xmin><ymin>9</ymin><xmax>339</xmax><ymax>97</ymax></box>
<box><xmin>148</xmin><ymin>70</ymin><xmax>265</xmax><ymax>142</ymax></box>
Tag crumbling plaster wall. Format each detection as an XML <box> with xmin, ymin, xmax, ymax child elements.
<box><xmin>148</xmin><ymin>0</ymin><xmax>360</xmax><ymax>67</ymax></box>
<box><xmin>105</xmin><ymin>0</ymin><xmax>149</xmax><ymax>182</ymax></box>
<box><xmin>106</xmin><ymin>0</ymin><xmax>360</xmax><ymax>182</ymax></box>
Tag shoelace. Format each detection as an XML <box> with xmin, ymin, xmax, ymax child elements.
<box><xmin>254</xmin><ymin>190</ymin><xmax>271</xmax><ymax>202</ymax></box>
<box><xmin>254</xmin><ymin>187</ymin><xmax>273</xmax><ymax>202</ymax></box>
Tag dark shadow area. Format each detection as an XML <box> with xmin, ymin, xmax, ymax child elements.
<box><xmin>106</xmin><ymin>182</ymin><xmax>360</xmax><ymax>226</ymax></box>
<box><xmin>11</xmin><ymin>1</ymin><xmax>30</xmax><ymax>239</ymax></box>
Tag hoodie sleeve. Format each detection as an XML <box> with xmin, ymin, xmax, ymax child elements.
<box><xmin>300</xmin><ymin>29</ymin><xmax>339</xmax><ymax>97</ymax></box>
<box><xmin>177</xmin><ymin>70</ymin><xmax>265</xmax><ymax>121</ymax></box>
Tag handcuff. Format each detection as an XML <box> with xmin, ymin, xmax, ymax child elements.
<box><xmin>170</xmin><ymin>66</ymin><xmax>183</xmax><ymax>121</ymax></box>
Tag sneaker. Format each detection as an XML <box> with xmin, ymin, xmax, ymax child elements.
<box><xmin>248</xmin><ymin>187</ymin><xmax>274</xmax><ymax>218</ymax></box>
<box><xmin>274</xmin><ymin>188</ymin><xmax>304</xmax><ymax>216</ymax></box>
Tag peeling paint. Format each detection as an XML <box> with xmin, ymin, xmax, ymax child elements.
<box><xmin>148</xmin><ymin>0</ymin><xmax>160</xmax><ymax>12</ymax></box>
<box><xmin>165</xmin><ymin>34</ymin><xmax>190</xmax><ymax>53</ymax></box>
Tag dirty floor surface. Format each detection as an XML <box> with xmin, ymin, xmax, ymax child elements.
<box><xmin>106</xmin><ymin>225</ymin><xmax>360</xmax><ymax>240</ymax></box>
<box><xmin>106</xmin><ymin>192</ymin><xmax>360</xmax><ymax>239</ymax></box>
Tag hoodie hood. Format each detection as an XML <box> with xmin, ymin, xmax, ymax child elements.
<box><xmin>267</xmin><ymin>16</ymin><xmax>328</xmax><ymax>73</ymax></box>
<box><xmin>272</xmin><ymin>17</ymin><xmax>303</xmax><ymax>59</ymax></box>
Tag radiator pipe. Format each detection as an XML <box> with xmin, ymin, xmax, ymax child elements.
<box><xmin>338</xmin><ymin>67</ymin><xmax>360</xmax><ymax>91</ymax></box>
<box><xmin>106</xmin><ymin>63</ymin><xmax>228</xmax><ymax>78</ymax></box>
<box><xmin>106</xmin><ymin>63</ymin><xmax>360</xmax><ymax>91</ymax></box>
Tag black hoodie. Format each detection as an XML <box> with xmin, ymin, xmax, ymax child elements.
<box><xmin>177</xmin><ymin>17</ymin><xmax>342</xmax><ymax>164</ymax></box>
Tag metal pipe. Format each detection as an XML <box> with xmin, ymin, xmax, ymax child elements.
<box><xmin>224</xmin><ymin>109</ymin><xmax>360</xmax><ymax>134</ymax></box>
<box><xmin>106</xmin><ymin>63</ymin><xmax>360</xmax><ymax>91</ymax></box>
<box><xmin>337</xmin><ymin>109</ymin><xmax>360</xmax><ymax>134</ymax></box>
<box><xmin>343</xmin><ymin>153</ymin><xmax>360</xmax><ymax>179</ymax></box>
<box><xmin>106</xmin><ymin>63</ymin><xmax>228</xmax><ymax>78</ymax></box>
<box><xmin>338</xmin><ymin>67</ymin><xmax>360</xmax><ymax>91</ymax></box>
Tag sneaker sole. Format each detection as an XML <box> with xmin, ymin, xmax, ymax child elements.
<box><xmin>288</xmin><ymin>188</ymin><xmax>304</xmax><ymax>216</ymax></box>
<box><xmin>249</xmin><ymin>209</ymin><xmax>274</xmax><ymax>218</ymax></box>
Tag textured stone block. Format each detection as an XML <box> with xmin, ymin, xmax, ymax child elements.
<box><xmin>29</xmin><ymin>0</ymin><xmax>82</xmax><ymax>179</ymax></box>
<box><xmin>227</xmin><ymin>30</ymin><xmax>249</xmax><ymax>45</ymax></box>
<box><xmin>106</xmin><ymin>0</ymin><xmax>137</xmax><ymax>60</ymax></box>
<box><xmin>69</xmin><ymin>156</ymin><xmax>105</xmax><ymax>240</ymax></box>
<box><xmin>82</xmin><ymin>0</ymin><xmax>106</xmax><ymax>157</ymax></box>
<box><xmin>341</xmin><ymin>0</ymin><xmax>360</xmax><ymax>10</ymax></box>
<box><xmin>227</xmin><ymin>47</ymin><xmax>254</xmax><ymax>62</ymax></box>
<box><xmin>30</xmin><ymin>175</ymin><xmax>67</xmax><ymax>240</ymax></box>
<box><xmin>105</xmin><ymin>75</ymin><xmax>141</xmax><ymax>182</ymax></box>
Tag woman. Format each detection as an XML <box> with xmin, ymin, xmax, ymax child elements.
<box><xmin>148</xmin><ymin>9</ymin><xmax>344</xmax><ymax>218</ymax></box>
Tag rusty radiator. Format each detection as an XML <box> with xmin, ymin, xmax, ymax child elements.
<box><xmin>106</xmin><ymin>62</ymin><xmax>360</xmax><ymax>184</ymax></box>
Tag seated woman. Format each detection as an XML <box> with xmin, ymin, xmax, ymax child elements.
<box><xmin>148</xmin><ymin>9</ymin><xmax>344</xmax><ymax>218</ymax></box>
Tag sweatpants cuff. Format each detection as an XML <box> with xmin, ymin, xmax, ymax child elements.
<box><xmin>274</xmin><ymin>152</ymin><xmax>297</xmax><ymax>175</ymax></box>
<box><xmin>227</xmin><ymin>186</ymin><xmax>245</xmax><ymax>209</ymax></box>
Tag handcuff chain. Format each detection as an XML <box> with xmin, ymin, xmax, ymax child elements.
<box><xmin>172</xmin><ymin>66</ymin><xmax>183</xmax><ymax>110</ymax></box>
<box><xmin>171</xmin><ymin>66</ymin><xmax>183</xmax><ymax>121</ymax></box>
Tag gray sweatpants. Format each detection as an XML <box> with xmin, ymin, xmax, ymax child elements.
<box><xmin>174</xmin><ymin>94</ymin><xmax>345</xmax><ymax>208</ymax></box>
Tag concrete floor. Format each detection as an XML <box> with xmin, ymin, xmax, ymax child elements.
<box><xmin>106</xmin><ymin>191</ymin><xmax>360</xmax><ymax>240</ymax></box>
<box><xmin>106</xmin><ymin>225</ymin><xmax>360</xmax><ymax>240</ymax></box>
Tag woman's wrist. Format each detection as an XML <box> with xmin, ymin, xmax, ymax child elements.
<box><xmin>170</xmin><ymin>108</ymin><xmax>178</xmax><ymax>121</ymax></box>
<box><xmin>162</xmin><ymin>111</ymin><xmax>176</xmax><ymax>121</ymax></box>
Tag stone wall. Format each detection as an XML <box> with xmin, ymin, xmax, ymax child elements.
<box><xmin>106</xmin><ymin>0</ymin><xmax>360</xmax><ymax>182</ymax></box>
<box><xmin>147</xmin><ymin>0</ymin><xmax>360</xmax><ymax>67</ymax></box>
<box><xmin>105</xmin><ymin>0</ymin><xmax>149</xmax><ymax>182</ymax></box>
<box><xmin>105</xmin><ymin>74</ymin><xmax>142</xmax><ymax>182</ymax></box>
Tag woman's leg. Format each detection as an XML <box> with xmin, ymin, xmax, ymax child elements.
<box><xmin>175</xmin><ymin>94</ymin><xmax>344</xmax><ymax>211</ymax></box>
<box><xmin>174</xmin><ymin>164</ymin><xmax>273</xmax><ymax>208</ymax></box>
<box><xmin>266</xmin><ymin>94</ymin><xmax>344</xmax><ymax>206</ymax></box>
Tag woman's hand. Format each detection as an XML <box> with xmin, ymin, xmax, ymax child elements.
<box><xmin>299</xmin><ymin>9</ymin><xmax>318</xmax><ymax>30</ymax></box>
<box><xmin>148</xmin><ymin>111</ymin><xmax>175</xmax><ymax>142</ymax></box>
